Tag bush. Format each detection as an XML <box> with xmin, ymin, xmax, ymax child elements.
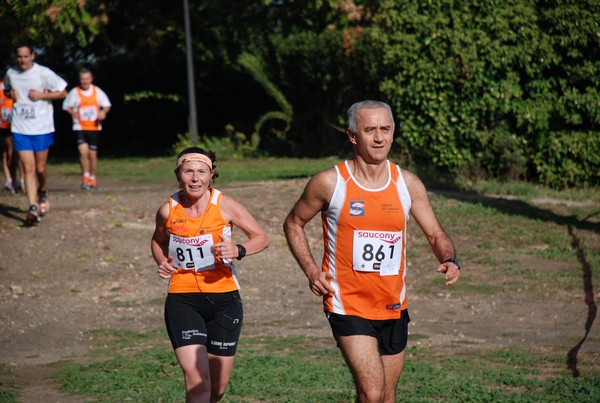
<box><xmin>364</xmin><ymin>0</ymin><xmax>600</xmax><ymax>187</ymax></box>
<box><xmin>171</xmin><ymin>124</ymin><xmax>261</xmax><ymax>160</ymax></box>
<box><xmin>534</xmin><ymin>131</ymin><xmax>600</xmax><ymax>188</ymax></box>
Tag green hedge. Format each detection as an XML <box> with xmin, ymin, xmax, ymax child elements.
<box><xmin>267</xmin><ymin>0</ymin><xmax>599</xmax><ymax>188</ymax></box>
<box><xmin>367</xmin><ymin>0</ymin><xmax>599</xmax><ymax>187</ymax></box>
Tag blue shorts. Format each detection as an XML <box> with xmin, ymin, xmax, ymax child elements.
<box><xmin>12</xmin><ymin>132</ymin><xmax>54</xmax><ymax>152</ymax></box>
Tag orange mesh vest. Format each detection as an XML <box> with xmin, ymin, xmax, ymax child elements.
<box><xmin>321</xmin><ymin>161</ymin><xmax>411</xmax><ymax>319</ymax></box>
<box><xmin>166</xmin><ymin>188</ymin><xmax>240</xmax><ymax>294</ymax></box>
<box><xmin>76</xmin><ymin>86</ymin><xmax>100</xmax><ymax>131</ymax></box>
<box><xmin>0</xmin><ymin>81</ymin><xmax>12</xmax><ymax>129</ymax></box>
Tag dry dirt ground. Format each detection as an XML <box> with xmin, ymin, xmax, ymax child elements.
<box><xmin>0</xmin><ymin>174</ymin><xmax>598</xmax><ymax>402</ymax></box>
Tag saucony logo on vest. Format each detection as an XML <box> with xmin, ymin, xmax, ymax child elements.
<box><xmin>356</xmin><ymin>231</ymin><xmax>401</xmax><ymax>244</ymax></box>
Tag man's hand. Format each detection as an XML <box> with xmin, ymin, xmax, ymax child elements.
<box><xmin>308</xmin><ymin>271</ymin><xmax>335</xmax><ymax>296</ymax></box>
<box><xmin>436</xmin><ymin>261</ymin><xmax>461</xmax><ymax>286</ymax></box>
<box><xmin>28</xmin><ymin>89</ymin><xmax>44</xmax><ymax>101</ymax></box>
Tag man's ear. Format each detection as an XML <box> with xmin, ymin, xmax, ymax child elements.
<box><xmin>347</xmin><ymin>129</ymin><xmax>357</xmax><ymax>145</ymax></box>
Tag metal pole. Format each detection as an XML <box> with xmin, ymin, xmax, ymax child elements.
<box><xmin>183</xmin><ymin>0</ymin><xmax>198</xmax><ymax>144</ymax></box>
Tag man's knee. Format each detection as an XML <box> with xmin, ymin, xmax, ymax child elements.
<box><xmin>20</xmin><ymin>159</ymin><xmax>36</xmax><ymax>173</ymax></box>
<box><xmin>357</xmin><ymin>384</ymin><xmax>385</xmax><ymax>403</ymax></box>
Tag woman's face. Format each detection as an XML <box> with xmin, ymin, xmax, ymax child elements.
<box><xmin>178</xmin><ymin>161</ymin><xmax>214</xmax><ymax>197</ymax></box>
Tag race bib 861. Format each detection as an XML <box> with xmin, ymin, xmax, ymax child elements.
<box><xmin>352</xmin><ymin>230</ymin><xmax>402</xmax><ymax>276</ymax></box>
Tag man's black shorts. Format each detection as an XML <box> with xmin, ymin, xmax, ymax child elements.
<box><xmin>164</xmin><ymin>291</ymin><xmax>244</xmax><ymax>356</ymax></box>
<box><xmin>75</xmin><ymin>130</ymin><xmax>100</xmax><ymax>150</ymax></box>
<box><xmin>326</xmin><ymin>309</ymin><xmax>410</xmax><ymax>355</ymax></box>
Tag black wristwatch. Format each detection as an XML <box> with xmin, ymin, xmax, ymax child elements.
<box><xmin>236</xmin><ymin>244</ymin><xmax>247</xmax><ymax>260</ymax></box>
<box><xmin>443</xmin><ymin>257</ymin><xmax>461</xmax><ymax>270</ymax></box>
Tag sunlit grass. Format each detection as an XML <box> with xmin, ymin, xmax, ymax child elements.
<box><xmin>49</xmin><ymin>156</ymin><xmax>339</xmax><ymax>185</ymax></box>
<box><xmin>50</xmin><ymin>331</ymin><xmax>600</xmax><ymax>402</ymax></box>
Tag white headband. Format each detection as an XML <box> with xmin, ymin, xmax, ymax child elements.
<box><xmin>174</xmin><ymin>153</ymin><xmax>213</xmax><ymax>172</ymax></box>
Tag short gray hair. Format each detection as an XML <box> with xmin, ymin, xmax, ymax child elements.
<box><xmin>347</xmin><ymin>100</ymin><xmax>395</xmax><ymax>134</ymax></box>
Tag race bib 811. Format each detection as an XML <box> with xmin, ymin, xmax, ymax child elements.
<box><xmin>352</xmin><ymin>230</ymin><xmax>402</xmax><ymax>276</ymax></box>
<box><xmin>169</xmin><ymin>234</ymin><xmax>216</xmax><ymax>272</ymax></box>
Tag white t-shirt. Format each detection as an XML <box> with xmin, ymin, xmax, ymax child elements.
<box><xmin>62</xmin><ymin>85</ymin><xmax>112</xmax><ymax>130</ymax></box>
<box><xmin>3</xmin><ymin>63</ymin><xmax>68</xmax><ymax>135</ymax></box>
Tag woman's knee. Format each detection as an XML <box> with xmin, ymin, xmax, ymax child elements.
<box><xmin>184</xmin><ymin>371</ymin><xmax>211</xmax><ymax>399</ymax></box>
<box><xmin>210</xmin><ymin>382</ymin><xmax>228</xmax><ymax>402</ymax></box>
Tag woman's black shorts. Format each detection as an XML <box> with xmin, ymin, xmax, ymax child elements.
<box><xmin>164</xmin><ymin>291</ymin><xmax>244</xmax><ymax>356</ymax></box>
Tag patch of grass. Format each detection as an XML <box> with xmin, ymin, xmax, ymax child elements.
<box><xmin>49</xmin><ymin>156</ymin><xmax>339</xmax><ymax>185</ymax></box>
<box><xmin>85</xmin><ymin>328</ymin><xmax>166</xmax><ymax>357</ymax></box>
<box><xmin>50</xmin><ymin>330</ymin><xmax>600</xmax><ymax>402</ymax></box>
<box><xmin>55</xmin><ymin>348</ymin><xmax>182</xmax><ymax>402</ymax></box>
<box><xmin>0</xmin><ymin>363</ymin><xmax>19</xmax><ymax>403</ymax></box>
<box><xmin>430</xmin><ymin>196</ymin><xmax>589</xmax><ymax>273</ymax></box>
<box><xmin>454</xmin><ymin>177</ymin><xmax>600</xmax><ymax>204</ymax></box>
<box><xmin>399</xmin><ymin>346</ymin><xmax>600</xmax><ymax>402</ymax></box>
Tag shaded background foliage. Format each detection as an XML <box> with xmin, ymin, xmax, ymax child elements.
<box><xmin>0</xmin><ymin>0</ymin><xmax>598</xmax><ymax>188</ymax></box>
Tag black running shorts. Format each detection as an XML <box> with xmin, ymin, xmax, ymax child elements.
<box><xmin>75</xmin><ymin>130</ymin><xmax>100</xmax><ymax>150</ymax></box>
<box><xmin>326</xmin><ymin>309</ymin><xmax>410</xmax><ymax>355</ymax></box>
<box><xmin>164</xmin><ymin>291</ymin><xmax>244</xmax><ymax>356</ymax></box>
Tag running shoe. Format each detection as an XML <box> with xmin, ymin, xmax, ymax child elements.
<box><xmin>25</xmin><ymin>204</ymin><xmax>42</xmax><ymax>225</ymax></box>
<box><xmin>81</xmin><ymin>175</ymin><xmax>90</xmax><ymax>190</ymax></box>
<box><xmin>4</xmin><ymin>180</ymin><xmax>15</xmax><ymax>194</ymax></box>
<box><xmin>38</xmin><ymin>191</ymin><xmax>49</xmax><ymax>215</ymax></box>
<box><xmin>89</xmin><ymin>177</ymin><xmax>97</xmax><ymax>189</ymax></box>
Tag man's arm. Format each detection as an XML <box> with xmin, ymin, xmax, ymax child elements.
<box><xmin>403</xmin><ymin>169</ymin><xmax>461</xmax><ymax>286</ymax></box>
<box><xmin>98</xmin><ymin>106</ymin><xmax>111</xmax><ymax>121</ymax></box>
<box><xmin>29</xmin><ymin>88</ymin><xmax>67</xmax><ymax>101</ymax></box>
<box><xmin>283</xmin><ymin>168</ymin><xmax>337</xmax><ymax>296</ymax></box>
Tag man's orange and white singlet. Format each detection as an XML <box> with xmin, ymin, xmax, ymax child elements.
<box><xmin>166</xmin><ymin>188</ymin><xmax>240</xmax><ymax>294</ymax></box>
<box><xmin>322</xmin><ymin>160</ymin><xmax>411</xmax><ymax>320</ymax></box>
<box><xmin>0</xmin><ymin>80</ymin><xmax>13</xmax><ymax>130</ymax></box>
<box><xmin>76</xmin><ymin>86</ymin><xmax>101</xmax><ymax>131</ymax></box>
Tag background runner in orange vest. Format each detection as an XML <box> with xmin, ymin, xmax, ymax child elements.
<box><xmin>284</xmin><ymin>100</ymin><xmax>461</xmax><ymax>403</ymax></box>
<box><xmin>62</xmin><ymin>68</ymin><xmax>111</xmax><ymax>190</ymax></box>
<box><xmin>0</xmin><ymin>77</ymin><xmax>17</xmax><ymax>193</ymax></box>
<box><xmin>151</xmin><ymin>147</ymin><xmax>269</xmax><ymax>402</ymax></box>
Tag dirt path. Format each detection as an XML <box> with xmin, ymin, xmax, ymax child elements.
<box><xmin>0</xmin><ymin>175</ymin><xmax>598</xmax><ymax>401</ymax></box>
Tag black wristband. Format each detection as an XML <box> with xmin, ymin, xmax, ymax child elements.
<box><xmin>236</xmin><ymin>244</ymin><xmax>246</xmax><ymax>260</ymax></box>
<box><xmin>443</xmin><ymin>257</ymin><xmax>461</xmax><ymax>270</ymax></box>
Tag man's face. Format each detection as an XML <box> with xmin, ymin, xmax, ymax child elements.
<box><xmin>79</xmin><ymin>72</ymin><xmax>93</xmax><ymax>90</ymax></box>
<box><xmin>348</xmin><ymin>107</ymin><xmax>394</xmax><ymax>163</ymax></box>
<box><xmin>16</xmin><ymin>47</ymin><xmax>35</xmax><ymax>71</ymax></box>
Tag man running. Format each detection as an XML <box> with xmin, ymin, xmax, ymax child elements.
<box><xmin>3</xmin><ymin>43</ymin><xmax>67</xmax><ymax>224</ymax></box>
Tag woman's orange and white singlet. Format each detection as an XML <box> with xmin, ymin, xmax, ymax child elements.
<box><xmin>76</xmin><ymin>85</ymin><xmax>100</xmax><ymax>131</ymax></box>
<box><xmin>166</xmin><ymin>188</ymin><xmax>240</xmax><ymax>294</ymax></box>
<box><xmin>322</xmin><ymin>160</ymin><xmax>411</xmax><ymax>320</ymax></box>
